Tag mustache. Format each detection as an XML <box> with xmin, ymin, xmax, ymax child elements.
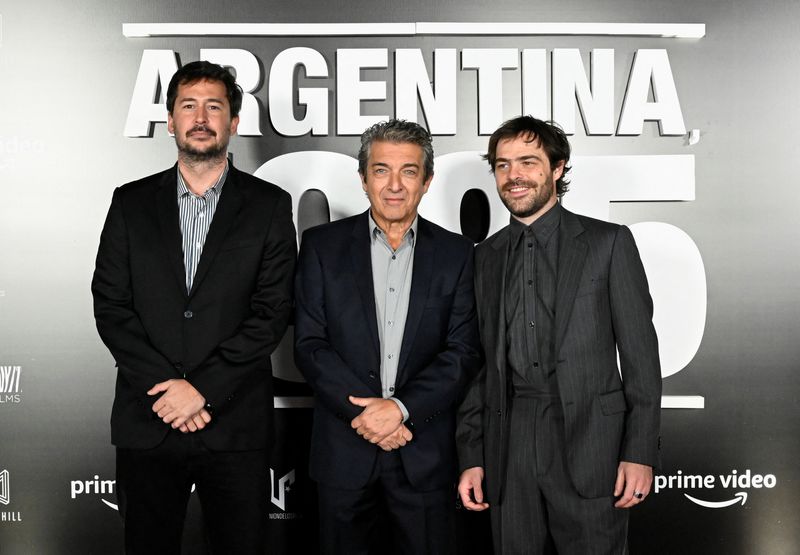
<box><xmin>187</xmin><ymin>125</ymin><xmax>216</xmax><ymax>137</ymax></box>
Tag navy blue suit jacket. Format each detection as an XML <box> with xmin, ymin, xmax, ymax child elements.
<box><xmin>294</xmin><ymin>211</ymin><xmax>482</xmax><ymax>491</ymax></box>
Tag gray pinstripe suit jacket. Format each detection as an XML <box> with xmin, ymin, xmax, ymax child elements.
<box><xmin>457</xmin><ymin>206</ymin><xmax>662</xmax><ymax>503</ymax></box>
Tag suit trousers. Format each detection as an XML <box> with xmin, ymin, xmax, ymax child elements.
<box><xmin>316</xmin><ymin>450</ymin><xmax>456</xmax><ymax>555</ymax></box>
<box><xmin>491</xmin><ymin>395</ymin><xmax>628</xmax><ymax>555</ymax></box>
<box><xmin>116</xmin><ymin>430</ymin><xmax>269</xmax><ymax>555</ymax></box>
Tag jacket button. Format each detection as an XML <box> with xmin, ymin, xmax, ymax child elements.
<box><xmin>496</xmin><ymin>409</ymin><xmax>502</xmax><ymax>415</ymax></box>
<box><xmin>183</xmin><ymin>310</ymin><xmax>193</xmax><ymax>319</ymax></box>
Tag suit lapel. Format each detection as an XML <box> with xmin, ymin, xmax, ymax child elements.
<box><xmin>350</xmin><ymin>212</ymin><xmax>381</xmax><ymax>362</ymax></box>
<box><xmin>155</xmin><ymin>166</ymin><xmax>189</xmax><ymax>298</ymax></box>
<box><xmin>555</xmin><ymin>208</ymin><xmax>588</xmax><ymax>356</ymax></box>
<box><xmin>188</xmin><ymin>166</ymin><xmax>244</xmax><ymax>297</ymax></box>
<box><xmin>397</xmin><ymin>218</ymin><xmax>434</xmax><ymax>378</ymax></box>
<box><xmin>486</xmin><ymin>228</ymin><xmax>510</xmax><ymax>385</ymax></box>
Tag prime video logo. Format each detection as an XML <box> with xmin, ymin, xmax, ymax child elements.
<box><xmin>70</xmin><ymin>475</ymin><xmax>117</xmax><ymax>510</ymax></box>
<box><xmin>654</xmin><ymin>469</ymin><xmax>777</xmax><ymax>508</ymax></box>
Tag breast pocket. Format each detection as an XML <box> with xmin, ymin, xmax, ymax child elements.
<box><xmin>575</xmin><ymin>277</ymin><xmax>607</xmax><ymax>298</ymax></box>
<box><xmin>424</xmin><ymin>292</ymin><xmax>454</xmax><ymax>309</ymax></box>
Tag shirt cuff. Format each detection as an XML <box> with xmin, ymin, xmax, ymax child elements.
<box><xmin>389</xmin><ymin>397</ymin><xmax>409</xmax><ymax>422</ymax></box>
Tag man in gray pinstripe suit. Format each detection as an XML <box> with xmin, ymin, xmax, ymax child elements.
<box><xmin>456</xmin><ymin>116</ymin><xmax>662</xmax><ymax>554</ymax></box>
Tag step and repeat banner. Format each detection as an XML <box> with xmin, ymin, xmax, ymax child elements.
<box><xmin>1</xmin><ymin>1</ymin><xmax>798</xmax><ymax>553</ymax></box>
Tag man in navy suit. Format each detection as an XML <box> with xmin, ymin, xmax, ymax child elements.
<box><xmin>92</xmin><ymin>61</ymin><xmax>296</xmax><ymax>554</ymax></box>
<box><xmin>294</xmin><ymin>119</ymin><xmax>482</xmax><ymax>554</ymax></box>
<box><xmin>457</xmin><ymin>116</ymin><xmax>662</xmax><ymax>554</ymax></box>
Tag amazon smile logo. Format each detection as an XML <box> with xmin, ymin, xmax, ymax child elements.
<box><xmin>654</xmin><ymin>469</ymin><xmax>777</xmax><ymax>508</ymax></box>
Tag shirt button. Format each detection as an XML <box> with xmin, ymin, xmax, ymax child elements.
<box><xmin>184</xmin><ymin>310</ymin><xmax>193</xmax><ymax>319</ymax></box>
<box><xmin>528</xmin><ymin>321</ymin><xmax>535</xmax><ymax>327</ymax></box>
<box><xmin>198</xmin><ymin>212</ymin><xmax>205</xmax><ymax>218</ymax></box>
<box><xmin>389</xmin><ymin>288</ymin><xmax>395</xmax><ymax>293</ymax></box>
<box><xmin>533</xmin><ymin>362</ymin><xmax>540</xmax><ymax>368</ymax></box>
<box><xmin>388</xmin><ymin>320</ymin><xmax>393</xmax><ymax>326</ymax></box>
<box><xmin>527</xmin><ymin>242</ymin><xmax>533</xmax><ymax>248</ymax></box>
<box><xmin>527</xmin><ymin>280</ymin><xmax>533</xmax><ymax>286</ymax></box>
<box><xmin>387</xmin><ymin>354</ymin><xmax>393</xmax><ymax>360</ymax></box>
<box><xmin>392</xmin><ymin>255</ymin><xmax>396</xmax><ymax>260</ymax></box>
<box><xmin>389</xmin><ymin>386</ymin><xmax>395</xmax><ymax>392</ymax></box>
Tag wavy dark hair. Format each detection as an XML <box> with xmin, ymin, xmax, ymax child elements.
<box><xmin>483</xmin><ymin>116</ymin><xmax>572</xmax><ymax>197</ymax></box>
<box><xmin>166</xmin><ymin>61</ymin><xmax>243</xmax><ymax>117</ymax></box>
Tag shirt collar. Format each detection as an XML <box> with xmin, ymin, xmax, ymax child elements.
<box><xmin>509</xmin><ymin>201</ymin><xmax>561</xmax><ymax>247</ymax></box>
<box><xmin>368</xmin><ymin>212</ymin><xmax>418</xmax><ymax>247</ymax></box>
<box><xmin>177</xmin><ymin>160</ymin><xmax>229</xmax><ymax>199</ymax></box>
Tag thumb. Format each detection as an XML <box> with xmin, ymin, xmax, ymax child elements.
<box><xmin>613</xmin><ymin>465</ymin><xmax>625</xmax><ymax>496</ymax></box>
<box><xmin>147</xmin><ymin>381</ymin><xmax>171</xmax><ymax>396</ymax></box>
<box><xmin>349</xmin><ymin>395</ymin><xmax>369</xmax><ymax>407</ymax></box>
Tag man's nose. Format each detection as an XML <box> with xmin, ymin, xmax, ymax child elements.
<box><xmin>195</xmin><ymin>106</ymin><xmax>208</xmax><ymax>123</ymax></box>
<box><xmin>388</xmin><ymin>173</ymin><xmax>403</xmax><ymax>192</ymax></box>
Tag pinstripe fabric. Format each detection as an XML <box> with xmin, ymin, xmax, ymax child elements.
<box><xmin>176</xmin><ymin>163</ymin><xmax>228</xmax><ymax>292</ymax></box>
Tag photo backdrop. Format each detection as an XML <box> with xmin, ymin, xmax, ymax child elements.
<box><xmin>0</xmin><ymin>1</ymin><xmax>798</xmax><ymax>553</ymax></box>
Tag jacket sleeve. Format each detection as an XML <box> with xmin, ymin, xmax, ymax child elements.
<box><xmin>293</xmin><ymin>234</ymin><xmax>378</xmax><ymax>421</ymax></box>
<box><xmin>609</xmin><ymin>225</ymin><xmax>662</xmax><ymax>467</ymax></box>
<box><xmin>92</xmin><ymin>188</ymin><xmax>177</xmax><ymax>393</ymax></box>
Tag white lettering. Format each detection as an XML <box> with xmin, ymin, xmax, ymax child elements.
<box><xmin>395</xmin><ymin>49</ymin><xmax>457</xmax><ymax>134</ymax></box>
<box><xmin>269</xmin><ymin>47</ymin><xmax>329</xmax><ymax>136</ymax></box>
<box><xmin>123</xmin><ymin>50</ymin><xmax>179</xmax><ymax>137</ymax></box>
<box><xmin>336</xmin><ymin>49</ymin><xmax>389</xmax><ymax>135</ymax></box>
<box><xmin>552</xmin><ymin>48</ymin><xmax>615</xmax><ymax>135</ymax></box>
<box><xmin>461</xmin><ymin>48</ymin><xmax>518</xmax><ymax>134</ymax></box>
<box><xmin>618</xmin><ymin>49</ymin><xmax>686</xmax><ymax>135</ymax></box>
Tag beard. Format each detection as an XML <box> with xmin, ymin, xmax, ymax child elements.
<box><xmin>498</xmin><ymin>177</ymin><xmax>556</xmax><ymax>219</ymax></box>
<box><xmin>175</xmin><ymin>125</ymin><xmax>228</xmax><ymax>163</ymax></box>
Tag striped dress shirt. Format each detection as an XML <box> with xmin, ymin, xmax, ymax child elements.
<box><xmin>177</xmin><ymin>163</ymin><xmax>229</xmax><ymax>292</ymax></box>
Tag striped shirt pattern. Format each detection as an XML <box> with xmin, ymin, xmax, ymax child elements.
<box><xmin>177</xmin><ymin>163</ymin><xmax>229</xmax><ymax>292</ymax></box>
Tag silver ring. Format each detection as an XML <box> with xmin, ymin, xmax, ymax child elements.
<box><xmin>634</xmin><ymin>492</ymin><xmax>644</xmax><ymax>499</ymax></box>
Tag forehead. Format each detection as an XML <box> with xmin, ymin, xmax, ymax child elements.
<box><xmin>368</xmin><ymin>140</ymin><xmax>424</xmax><ymax>163</ymax></box>
<box><xmin>175</xmin><ymin>79</ymin><xmax>228</xmax><ymax>102</ymax></box>
<box><xmin>496</xmin><ymin>133</ymin><xmax>546</xmax><ymax>157</ymax></box>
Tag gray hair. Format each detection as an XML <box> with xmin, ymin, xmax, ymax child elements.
<box><xmin>357</xmin><ymin>119</ymin><xmax>434</xmax><ymax>181</ymax></box>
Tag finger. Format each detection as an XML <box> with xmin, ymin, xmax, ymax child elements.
<box><xmin>185</xmin><ymin>419</ymin><xmax>197</xmax><ymax>432</ymax></box>
<box><xmin>199</xmin><ymin>410</ymin><xmax>212</xmax><ymax>424</ymax></box>
<box><xmin>613</xmin><ymin>466</ymin><xmax>625</xmax><ymax>497</ymax></box>
<box><xmin>179</xmin><ymin>424</ymin><xmax>190</xmax><ymax>433</ymax></box>
<box><xmin>193</xmin><ymin>414</ymin><xmax>207</xmax><ymax>430</ymax></box>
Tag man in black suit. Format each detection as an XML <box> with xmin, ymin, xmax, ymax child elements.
<box><xmin>92</xmin><ymin>61</ymin><xmax>296</xmax><ymax>554</ymax></box>
<box><xmin>457</xmin><ymin>116</ymin><xmax>661</xmax><ymax>554</ymax></box>
<box><xmin>294</xmin><ymin>119</ymin><xmax>482</xmax><ymax>554</ymax></box>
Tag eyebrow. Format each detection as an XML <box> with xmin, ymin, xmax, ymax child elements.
<box><xmin>371</xmin><ymin>162</ymin><xmax>420</xmax><ymax>169</ymax></box>
<box><xmin>178</xmin><ymin>97</ymin><xmax>225</xmax><ymax>104</ymax></box>
<box><xmin>495</xmin><ymin>154</ymin><xmax>543</xmax><ymax>164</ymax></box>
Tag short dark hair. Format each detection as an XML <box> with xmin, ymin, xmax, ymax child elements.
<box><xmin>166</xmin><ymin>61</ymin><xmax>243</xmax><ymax>118</ymax></box>
<box><xmin>358</xmin><ymin>119</ymin><xmax>434</xmax><ymax>181</ymax></box>
<box><xmin>484</xmin><ymin>116</ymin><xmax>572</xmax><ymax>197</ymax></box>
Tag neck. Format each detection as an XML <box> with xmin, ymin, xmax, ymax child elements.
<box><xmin>512</xmin><ymin>197</ymin><xmax>557</xmax><ymax>226</ymax></box>
<box><xmin>372</xmin><ymin>212</ymin><xmax>416</xmax><ymax>251</ymax></box>
<box><xmin>177</xmin><ymin>155</ymin><xmax>227</xmax><ymax>196</ymax></box>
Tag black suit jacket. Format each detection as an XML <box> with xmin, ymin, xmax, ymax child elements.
<box><xmin>457</xmin><ymin>207</ymin><xmax>661</xmax><ymax>502</ymax></box>
<box><xmin>92</xmin><ymin>163</ymin><xmax>296</xmax><ymax>451</ymax></box>
<box><xmin>294</xmin><ymin>212</ymin><xmax>482</xmax><ymax>491</ymax></box>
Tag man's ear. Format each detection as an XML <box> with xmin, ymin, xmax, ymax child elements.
<box><xmin>552</xmin><ymin>160</ymin><xmax>565</xmax><ymax>182</ymax></box>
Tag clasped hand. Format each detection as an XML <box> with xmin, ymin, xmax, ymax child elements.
<box><xmin>349</xmin><ymin>396</ymin><xmax>412</xmax><ymax>451</ymax></box>
<box><xmin>148</xmin><ymin>379</ymin><xmax>211</xmax><ymax>433</ymax></box>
